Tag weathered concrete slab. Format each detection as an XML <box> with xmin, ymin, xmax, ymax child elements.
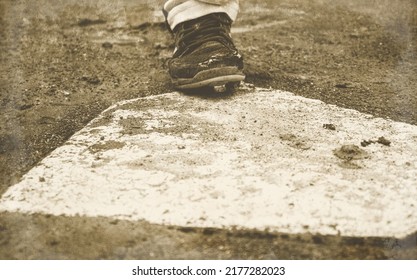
<box><xmin>1</xmin><ymin>87</ymin><xmax>416</xmax><ymax>238</ymax></box>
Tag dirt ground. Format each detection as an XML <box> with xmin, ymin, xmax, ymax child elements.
<box><xmin>1</xmin><ymin>0</ymin><xmax>416</xmax><ymax>259</ymax></box>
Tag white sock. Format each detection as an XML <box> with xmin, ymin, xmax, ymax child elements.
<box><xmin>164</xmin><ymin>0</ymin><xmax>239</xmax><ymax>30</ymax></box>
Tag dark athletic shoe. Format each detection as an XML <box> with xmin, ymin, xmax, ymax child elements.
<box><xmin>168</xmin><ymin>13</ymin><xmax>245</xmax><ymax>90</ymax></box>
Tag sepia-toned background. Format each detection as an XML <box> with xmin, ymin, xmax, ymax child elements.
<box><xmin>0</xmin><ymin>0</ymin><xmax>416</xmax><ymax>259</ymax></box>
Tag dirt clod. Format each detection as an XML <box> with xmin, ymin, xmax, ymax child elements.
<box><xmin>78</xmin><ymin>18</ymin><xmax>107</xmax><ymax>27</ymax></box>
<box><xmin>280</xmin><ymin>134</ymin><xmax>311</xmax><ymax>150</ymax></box>
<box><xmin>361</xmin><ymin>140</ymin><xmax>373</xmax><ymax>147</ymax></box>
<box><xmin>323</xmin><ymin>124</ymin><xmax>336</xmax><ymax>130</ymax></box>
<box><xmin>377</xmin><ymin>137</ymin><xmax>391</xmax><ymax>146</ymax></box>
<box><xmin>333</xmin><ymin>145</ymin><xmax>368</xmax><ymax>160</ymax></box>
<box><xmin>89</xmin><ymin>141</ymin><xmax>126</xmax><ymax>153</ymax></box>
<box><xmin>361</xmin><ymin>137</ymin><xmax>391</xmax><ymax>147</ymax></box>
<box><xmin>102</xmin><ymin>42</ymin><xmax>113</xmax><ymax>49</ymax></box>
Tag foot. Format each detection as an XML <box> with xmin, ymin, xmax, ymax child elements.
<box><xmin>168</xmin><ymin>13</ymin><xmax>245</xmax><ymax>90</ymax></box>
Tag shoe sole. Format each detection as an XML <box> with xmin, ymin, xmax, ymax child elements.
<box><xmin>172</xmin><ymin>66</ymin><xmax>245</xmax><ymax>90</ymax></box>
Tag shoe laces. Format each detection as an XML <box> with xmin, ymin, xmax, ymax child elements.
<box><xmin>172</xmin><ymin>13</ymin><xmax>236</xmax><ymax>58</ymax></box>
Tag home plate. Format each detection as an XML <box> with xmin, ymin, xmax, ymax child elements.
<box><xmin>1</xmin><ymin>87</ymin><xmax>417</xmax><ymax>238</ymax></box>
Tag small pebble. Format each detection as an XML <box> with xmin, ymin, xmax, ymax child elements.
<box><xmin>102</xmin><ymin>42</ymin><xmax>113</xmax><ymax>49</ymax></box>
<box><xmin>377</xmin><ymin>136</ymin><xmax>391</xmax><ymax>146</ymax></box>
<box><xmin>323</xmin><ymin>123</ymin><xmax>336</xmax><ymax>130</ymax></box>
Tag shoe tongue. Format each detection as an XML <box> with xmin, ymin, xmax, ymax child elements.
<box><xmin>190</xmin><ymin>40</ymin><xmax>227</xmax><ymax>55</ymax></box>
